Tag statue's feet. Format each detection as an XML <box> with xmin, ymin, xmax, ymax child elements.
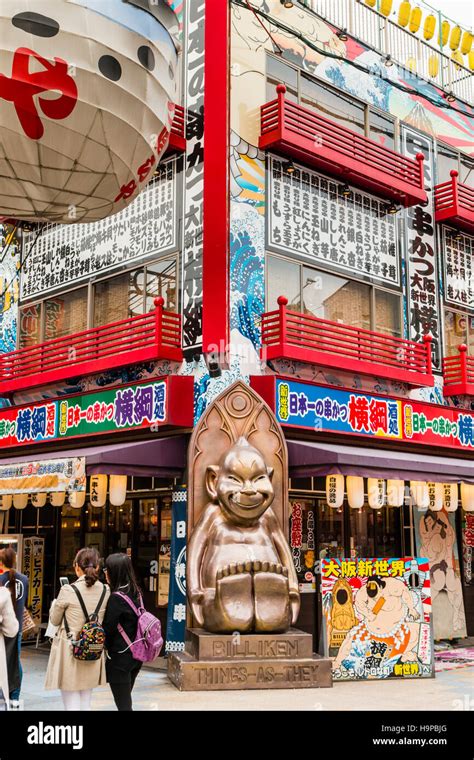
<box><xmin>204</xmin><ymin>561</ymin><xmax>254</xmax><ymax>633</ymax></box>
<box><xmin>253</xmin><ymin>561</ymin><xmax>291</xmax><ymax>633</ymax></box>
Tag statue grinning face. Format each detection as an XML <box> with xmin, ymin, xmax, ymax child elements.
<box><xmin>207</xmin><ymin>438</ymin><xmax>274</xmax><ymax>524</ymax></box>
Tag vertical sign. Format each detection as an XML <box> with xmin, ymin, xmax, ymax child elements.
<box><xmin>24</xmin><ymin>537</ymin><xmax>44</xmax><ymax>629</ymax></box>
<box><xmin>182</xmin><ymin>0</ymin><xmax>205</xmax><ymax>355</ymax></box>
<box><xmin>401</xmin><ymin>126</ymin><xmax>441</xmax><ymax>369</ymax></box>
<box><xmin>165</xmin><ymin>487</ymin><xmax>187</xmax><ymax>653</ymax></box>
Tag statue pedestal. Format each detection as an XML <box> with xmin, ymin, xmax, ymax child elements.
<box><xmin>167</xmin><ymin>628</ymin><xmax>333</xmax><ymax>691</ymax></box>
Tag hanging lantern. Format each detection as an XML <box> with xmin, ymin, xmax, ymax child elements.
<box><xmin>423</xmin><ymin>14</ymin><xmax>436</xmax><ymax>41</ymax></box>
<box><xmin>410</xmin><ymin>481</ymin><xmax>429</xmax><ymax>510</ymax></box>
<box><xmin>69</xmin><ymin>490</ymin><xmax>86</xmax><ymax>509</ymax></box>
<box><xmin>0</xmin><ymin>494</ymin><xmax>12</xmax><ymax>511</ymax></box>
<box><xmin>409</xmin><ymin>7</ymin><xmax>422</xmax><ymax>34</ymax></box>
<box><xmin>428</xmin><ymin>55</ymin><xmax>439</xmax><ymax>78</ymax></box>
<box><xmin>461</xmin><ymin>483</ymin><xmax>474</xmax><ymax>512</ymax></box>
<box><xmin>365</xmin><ymin>0</ymin><xmax>377</xmax><ymax>7</ymax></box>
<box><xmin>13</xmin><ymin>493</ymin><xmax>28</xmax><ymax>510</ymax></box>
<box><xmin>441</xmin><ymin>20</ymin><xmax>450</xmax><ymax>47</ymax></box>
<box><xmin>380</xmin><ymin>0</ymin><xmax>393</xmax><ymax>18</ymax></box>
<box><xmin>109</xmin><ymin>475</ymin><xmax>127</xmax><ymax>507</ymax></box>
<box><xmin>398</xmin><ymin>1</ymin><xmax>411</xmax><ymax>28</ymax></box>
<box><xmin>90</xmin><ymin>475</ymin><xmax>108</xmax><ymax>508</ymax></box>
<box><xmin>0</xmin><ymin>0</ymin><xmax>179</xmax><ymax>224</ymax></box>
<box><xmin>387</xmin><ymin>480</ymin><xmax>404</xmax><ymax>507</ymax></box>
<box><xmin>449</xmin><ymin>25</ymin><xmax>462</xmax><ymax>51</ymax></box>
<box><xmin>427</xmin><ymin>482</ymin><xmax>443</xmax><ymax>512</ymax></box>
<box><xmin>469</xmin><ymin>50</ymin><xmax>474</xmax><ymax>71</ymax></box>
<box><xmin>346</xmin><ymin>477</ymin><xmax>364</xmax><ymax>510</ymax></box>
<box><xmin>31</xmin><ymin>492</ymin><xmax>47</xmax><ymax>508</ymax></box>
<box><xmin>443</xmin><ymin>483</ymin><xmax>458</xmax><ymax>512</ymax></box>
<box><xmin>326</xmin><ymin>474</ymin><xmax>344</xmax><ymax>509</ymax></box>
<box><xmin>50</xmin><ymin>491</ymin><xmax>65</xmax><ymax>507</ymax></box>
<box><xmin>451</xmin><ymin>50</ymin><xmax>464</xmax><ymax>68</ymax></box>
<box><xmin>368</xmin><ymin>479</ymin><xmax>385</xmax><ymax>510</ymax></box>
<box><xmin>461</xmin><ymin>31</ymin><xmax>473</xmax><ymax>56</ymax></box>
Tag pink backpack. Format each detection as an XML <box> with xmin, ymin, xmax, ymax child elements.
<box><xmin>114</xmin><ymin>592</ymin><xmax>163</xmax><ymax>663</ymax></box>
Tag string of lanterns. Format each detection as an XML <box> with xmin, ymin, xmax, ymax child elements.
<box><xmin>0</xmin><ymin>474</ymin><xmax>128</xmax><ymax>511</ymax></box>
<box><xmin>326</xmin><ymin>474</ymin><xmax>473</xmax><ymax>511</ymax></box>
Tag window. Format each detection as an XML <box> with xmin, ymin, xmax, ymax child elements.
<box><xmin>266</xmin><ymin>55</ymin><xmax>298</xmax><ymax>102</ymax></box>
<box><xmin>267</xmin><ymin>255</ymin><xmax>301</xmax><ymax>311</ymax></box>
<box><xmin>301</xmin><ymin>73</ymin><xmax>365</xmax><ymax>135</ymax></box>
<box><xmin>444</xmin><ymin>309</ymin><xmax>474</xmax><ymax>356</ymax></box>
<box><xmin>437</xmin><ymin>143</ymin><xmax>459</xmax><ymax>184</ymax></box>
<box><xmin>145</xmin><ymin>259</ymin><xmax>177</xmax><ymax>312</ymax></box>
<box><xmin>93</xmin><ymin>269</ymin><xmax>143</xmax><ymax>327</ymax></box>
<box><xmin>369</xmin><ymin>111</ymin><xmax>395</xmax><ymax>151</ymax></box>
<box><xmin>460</xmin><ymin>156</ymin><xmax>474</xmax><ymax>187</ymax></box>
<box><xmin>18</xmin><ymin>303</ymin><xmax>41</xmax><ymax>348</ymax></box>
<box><xmin>44</xmin><ymin>288</ymin><xmax>88</xmax><ymax>340</ymax></box>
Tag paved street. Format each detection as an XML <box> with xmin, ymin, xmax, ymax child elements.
<box><xmin>17</xmin><ymin>646</ymin><xmax>474</xmax><ymax>712</ymax></box>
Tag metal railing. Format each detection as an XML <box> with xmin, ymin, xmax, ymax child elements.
<box><xmin>443</xmin><ymin>344</ymin><xmax>474</xmax><ymax>395</ymax></box>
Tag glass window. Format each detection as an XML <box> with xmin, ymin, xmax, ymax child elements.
<box><xmin>145</xmin><ymin>259</ymin><xmax>177</xmax><ymax>312</ymax></box>
<box><xmin>301</xmin><ymin>73</ymin><xmax>365</xmax><ymax>135</ymax></box>
<box><xmin>93</xmin><ymin>270</ymin><xmax>143</xmax><ymax>327</ymax></box>
<box><xmin>437</xmin><ymin>143</ymin><xmax>458</xmax><ymax>184</ymax></box>
<box><xmin>318</xmin><ymin>500</ymin><xmax>345</xmax><ymax>561</ymax></box>
<box><xmin>374</xmin><ymin>507</ymin><xmax>402</xmax><ymax>556</ymax></box>
<box><xmin>267</xmin><ymin>255</ymin><xmax>301</xmax><ymax>311</ymax></box>
<box><xmin>369</xmin><ymin>111</ymin><xmax>395</xmax><ymax>151</ymax></box>
<box><xmin>19</xmin><ymin>303</ymin><xmax>41</xmax><ymax>348</ymax></box>
<box><xmin>266</xmin><ymin>56</ymin><xmax>298</xmax><ymax>102</ymax></box>
<box><xmin>350</xmin><ymin>507</ymin><xmax>375</xmax><ymax>558</ymax></box>
<box><xmin>375</xmin><ymin>289</ymin><xmax>402</xmax><ymax>338</ymax></box>
<box><xmin>444</xmin><ymin>309</ymin><xmax>474</xmax><ymax>356</ymax></box>
<box><xmin>460</xmin><ymin>156</ymin><xmax>474</xmax><ymax>188</ymax></box>
<box><xmin>303</xmin><ymin>269</ymin><xmax>371</xmax><ymax>331</ymax></box>
<box><xmin>44</xmin><ymin>287</ymin><xmax>87</xmax><ymax>340</ymax></box>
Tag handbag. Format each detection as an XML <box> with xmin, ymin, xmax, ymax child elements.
<box><xmin>22</xmin><ymin>608</ymin><xmax>37</xmax><ymax>636</ymax></box>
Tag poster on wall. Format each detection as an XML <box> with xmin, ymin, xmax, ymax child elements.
<box><xmin>414</xmin><ymin>508</ymin><xmax>467</xmax><ymax>639</ymax></box>
<box><xmin>321</xmin><ymin>557</ymin><xmax>434</xmax><ymax>680</ymax></box>
<box><xmin>442</xmin><ymin>226</ymin><xmax>474</xmax><ymax>310</ymax></box>
<box><xmin>267</xmin><ymin>155</ymin><xmax>400</xmax><ymax>288</ymax></box>
<box><xmin>462</xmin><ymin>512</ymin><xmax>474</xmax><ymax>587</ymax></box>
<box><xmin>0</xmin><ymin>457</ymin><xmax>85</xmax><ymax>494</ymax></box>
<box><xmin>165</xmin><ymin>487</ymin><xmax>187</xmax><ymax>653</ymax></box>
<box><xmin>23</xmin><ymin>537</ymin><xmax>44</xmax><ymax>629</ymax></box>
<box><xmin>21</xmin><ymin>157</ymin><xmax>178</xmax><ymax>300</ymax></box>
<box><xmin>290</xmin><ymin>499</ymin><xmax>316</xmax><ymax>593</ymax></box>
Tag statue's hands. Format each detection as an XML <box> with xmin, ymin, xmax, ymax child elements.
<box><xmin>189</xmin><ymin>591</ymin><xmax>205</xmax><ymax>628</ymax></box>
<box><xmin>289</xmin><ymin>590</ymin><xmax>300</xmax><ymax>625</ymax></box>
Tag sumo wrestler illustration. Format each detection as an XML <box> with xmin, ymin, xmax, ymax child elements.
<box><xmin>187</xmin><ymin>437</ymin><xmax>300</xmax><ymax>633</ymax></box>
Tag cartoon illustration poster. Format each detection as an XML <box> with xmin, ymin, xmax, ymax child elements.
<box><xmin>321</xmin><ymin>557</ymin><xmax>434</xmax><ymax>680</ymax></box>
<box><xmin>414</xmin><ymin>508</ymin><xmax>467</xmax><ymax>640</ymax></box>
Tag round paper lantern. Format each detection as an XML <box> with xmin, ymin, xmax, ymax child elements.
<box><xmin>398</xmin><ymin>1</ymin><xmax>411</xmax><ymax>28</ymax></box>
<box><xmin>368</xmin><ymin>479</ymin><xmax>385</xmax><ymax>509</ymax></box>
<box><xmin>423</xmin><ymin>14</ymin><xmax>436</xmax><ymax>41</ymax></box>
<box><xmin>387</xmin><ymin>480</ymin><xmax>404</xmax><ymax>507</ymax></box>
<box><xmin>461</xmin><ymin>30</ymin><xmax>473</xmax><ymax>55</ymax></box>
<box><xmin>109</xmin><ymin>475</ymin><xmax>127</xmax><ymax>507</ymax></box>
<box><xmin>410</xmin><ymin>481</ymin><xmax>429</xmax><ymax>510</ymax></box>
<box><xmin>409</xmin><ymin>7</ymin><xmax>422</xmax><ymax>34</ymax></box>
<box><xmin>90</xmin><ymin>474</ymin><xmax>108</xmax><ymax>508</ymax></box>
<box><xmin>0</xmin><ymin>494</ymin><xmax>12</xmax><ymax>511</ymax></box>
<box><xmin>427</xmin><ymin>482</ymin><xmax>443</xmax><ymax>512</ymax></box>
<box><xmin>31</xmin><ymin>492</ymin><xmax>47</xmax><ymax>508</ymax></box>
<box><xmin>50</xmin><ymin>491</ymin><xmax>65</xmax><ymax>507</ymax></box>
<box><xmin>0</xmin><ymin>1</ymin><xmax>178</xmax><ymax>224</ymax></box>
<box><xmin>346</xmin><ymin>476</ymin><xmax>364</xmax><ymax>509</ymax></box>
<box><xmin>443</xmin><ymin>483</ymin><xmax>458</xmax><ymax>512</ymax></box>
<box><xmin>69</xmin><ymin>490</ymin><xmax>86</xmax><ymax>509</ymax></box>
<box><xmin>461</xmin><ymin>483</ymin><xmax>474</xmax><ymax>512</ymax></box>
<box><xmin>326</xmin><ymin>474</ymin><xmax>344</xmax><ymax>509</ymax></box>
<box><xmin>13</xmin><ymin>493</ymin><xmax>28</xmax><ymax>509</ymax></box>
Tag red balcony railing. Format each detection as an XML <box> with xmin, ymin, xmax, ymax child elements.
<box><xmin>259</xmin><ymin>85</ymin><xmax>427</xmax><ymax>208</ymax></box>
<box><xmin>434</xmin><ymin>170</ymin><xmax>474</xmax><ymax>235</ymax></box>
<box><xmin>0</xmin><ymin>297</ymin><xmax>182</xmax><ymax>397</ymax></box>
<box><xmin>165</xmin><ymin>104</ymin><xmax>186</xmax><ymax>155</ymax></box>
<box><xmin>261</xmin><ymin>296</ymin><xmax>434</xmax><ymax>388</ymax></box>
<box><xmin>443</xmin><ymin>344</ymin><xmax>474</xmax><ymax>397</ymax></box>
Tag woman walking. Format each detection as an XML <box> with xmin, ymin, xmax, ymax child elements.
<box><xmin>103</xmin><ymin>553</ymin><xmax>143</xmax><ymax>711</ymax></box>
<box><xmin>45</xmin><ymin>548</ymin><xmax>109</xmax><ymax>711</ymax></box>
<box><xmin>0</xmin><ymin>586</ymin><xmax>19</xmax><ymax>710</ymax></box>
<box><xmin>0</xmin><ymin>547</ymin><xmax>29</xmax><ymax>707</ymax></box>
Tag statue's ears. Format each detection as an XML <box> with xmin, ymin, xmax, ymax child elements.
<box><xmin>267</xmin><ymin>466</ymin><xmax>274</xmax><ymax>481</ymax></box>
<box><xmin>206</xmin><ymin>465</ymin><xmax>220</xmax><ymax>501</ymax></box>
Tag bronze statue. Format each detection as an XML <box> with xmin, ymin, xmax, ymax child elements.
<box><xmin>187</xmin><ymin>436</ymin><xmax>300</xmax><ymax>633</ymax></box>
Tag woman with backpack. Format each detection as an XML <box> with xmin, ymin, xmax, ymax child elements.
<box><xmin>45</xmin><ymin>548</ymin><xmax>110</xmax><ymax>711</ymax></box>
<box><xmin>103</xmin><ymin>553</ymin><xmax>162</xmax><ymax>711</ymax></box>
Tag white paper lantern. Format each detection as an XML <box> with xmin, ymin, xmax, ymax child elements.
<box><xmin>410</xmin><ymin>481</ymin><xmax>429</xmax><ymax>510</ymax></box>
<box><xmin>346</xmin><ymin>476</ymin><xmax>364</xmax><ymax>509</ymax></box>
<box><xmin>50</xmin><ymin>491</ymin><xmax>65</xmax><ymax>507</ymax></box>
<box><xmin>109</xmin><ymin>475</ymin><xmax>127</xmax><ymax>507</ymax></box>
<box><xmin>461</xmin><ymin>483</ymin><xmax>474</xmax><ymax>512</ymax></box>
<box><xmin>0</xmin><ymin>1</ymin><xmax>178</xmax><ymax>224</ymax></box>
<box><xmin>326</xmin><ymin>474</ymin><xmax>344</xmax><ymax>509</ymax></box>
<box><xmin>443</xmin><ymin>483</ymin><xmax>458</xmax><ymax>512</ymax></box>
<box><xmin>0</xmin><ymin>494</ymin><xmax>12</xmax><ymax>511</ymax></box>
<box><xmin>90</xmin><ymin>475</ymin><xmax>108</xmax><ymax>508</ymax></box>
<box><xmin>387</xmin><ymin>479</ymin><xmax>404</xmax><ymax>507</ymax></box>
<box><xmin>427</xmin><ymin>482</ymin><xmax>443</xmax><ymax>512</ymax></box>
<box><xmin>69</xmin><ymin>490</ymin><xmax>86</xmax><ymax>509</ymax></box>
<box><xmin>13</xmin><ymin>493</ymin><xmax>28</xmax><ymax>510</ymax></box>
<box><xmin>368</xmin><ymin>478</ymin><xmax>386</xmax><ymax>509</ymax></box>
<box><xmin>31</xmin><ymin>492</ymin><xmax>47</xmax><ymax>508</ymax></box>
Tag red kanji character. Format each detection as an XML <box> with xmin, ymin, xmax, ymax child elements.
<box><xmin>137</xmin><ymin>154</ymin><xmax>156</xmax><ymax>183</ymax></box>
<box><xmin>369</xmin><ymin>400</ymin><xmax>388</xmax><ymax>433</ymax></box>
<box><xmin>114</xmin><ymin>179</ymin><xmax>137</xmax><ymax>203</ymax></box>
<box><xmin>348</xmin><ymin>395</ymin><xmax>370</xmax><ymax>432</ymax></box>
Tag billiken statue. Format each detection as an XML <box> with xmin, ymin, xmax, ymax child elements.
<box><xmin>187</xmin><ymin>437</ymin><xmax>300</xmax><ymax>633</ymax></box>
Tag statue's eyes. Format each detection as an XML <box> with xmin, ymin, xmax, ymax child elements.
<box><xmin>254</xmin><ymin>475</ymin><xmax>267</xmax><ymax>482</ymax></box>
<box><xmin>227</xmin><ymin>475</ymin><xmax>241</xmax><ymax>484</ymax></box>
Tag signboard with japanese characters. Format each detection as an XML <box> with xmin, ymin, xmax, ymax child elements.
<box><xmin>0</xmin><ymin>376</ymin><xmax>192</xmax><ymax>449</ymax></box>
<box><xmin>290</xmin><ymin>499</ymin><xmax>316</xmax><ymax>593</ymax></box>
<box><xmin>21</xmin><ymin>157</ymin><xmax>178</xmax><ymax>300</ymax></box>
<box><xmin>442</xmin><ymin>226</ymin><xmax>474</xmax><ymax>311</ymax></box>
<box><xmin>267</xmin><ymin>155</ymin><xmax>400</xmax><ymax>288</ymax></box>
<box><xmin>24</xmin><ymin>537</ymin><xmax>45</xmax><ymax>628</ymax></box>
<box><xmin>165</xmin><ymin>487</ymin><xmax>187</xmax><ymax>653</ymax></box>
<box><xmin>0</xmin><ymin>457</ymin><xmax>85</xmax><ymax>494</ymax></box>
<box><xmin>321</xmin><ymin>557</ymin><xmax>434</xmax><ymax>680</ymax></box>
<box><xmin>401</xmin><ymin>126</ymin><xmax>441</xmax><ymax>369</ymax></box>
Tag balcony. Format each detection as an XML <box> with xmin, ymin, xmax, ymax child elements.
<box><xmin>259</xmin><ymin>85</ymin><xmax>427</xmax><ymax>208</ymax></box>
<box><xmin>0</xmin><ymin>297</ymin><xmax>182</xmax><ymax>397</ymax></box>
<box><xmin>434</xmin><ymin>171</ymin><xmax>474</xmax><ymax>235</ymax></box>
<box><xmin>443</xmin><ymin>345</ymin><xmax>474</xmax><ymax>397</ymax></box>
<box><xmin>261</xmin><ymin>296</ymin><xmax>434</xmax><ymax>388</ymax></box>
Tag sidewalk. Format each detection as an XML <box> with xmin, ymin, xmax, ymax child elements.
<box><xmin>18</xmin><ymin>647</ymin><xmax>474</xmax><ymax>711</ymax></box>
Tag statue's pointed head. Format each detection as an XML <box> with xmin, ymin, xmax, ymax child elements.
<box><xmin>206</xmin><ymin>436</ymin><xmax>274</xmax><ymax>523</ymax></box>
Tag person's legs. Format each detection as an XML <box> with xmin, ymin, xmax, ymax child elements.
<box><xmin>61</xmin><ymin>690</ymin><xmax>82</xmax><ymax>711</ymax></box>
<box><xmin>10</xmin><ymin>633</ymin><xmax>22</xmax><ymax>702</ymax></box>
<box><xmin>79</xmin><ymin>689</ymin><xmax>92</xmax><ymax>711</ymax></box>
<box><xmin>109</xmin><ymin>680</ymin><xmax>133</xmax><ymax>711</ymax></box>
<box><xmin>130</xmin><ymin>664</ymin><xmax>142</xmax><ymax>692</ymax></box>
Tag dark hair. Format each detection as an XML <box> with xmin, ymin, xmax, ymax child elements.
<box><xmin>74</xmin><ymin>547</ymin><xmax>100</xmax><ymax>587</ymax></box>
<box><xmin>105</xmin><ymin>553</ymin><xmax>140</xmax><ymax>597</ymax></box>
<box><xmin>0</xmin><ymin>547</ymin><xmax>17</xmax><ymax>610</ymax></box>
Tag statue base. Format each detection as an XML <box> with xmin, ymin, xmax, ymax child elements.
<box><xmin>167</xmin><ymin>628</ymin><xmax>333</xmax><ymax>691</ymax></box>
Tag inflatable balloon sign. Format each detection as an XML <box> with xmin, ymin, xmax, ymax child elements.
<box><xmin>0</xmin><ymin>0</ymin><xmax>178</xmax><ymax>224</ymax></box>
